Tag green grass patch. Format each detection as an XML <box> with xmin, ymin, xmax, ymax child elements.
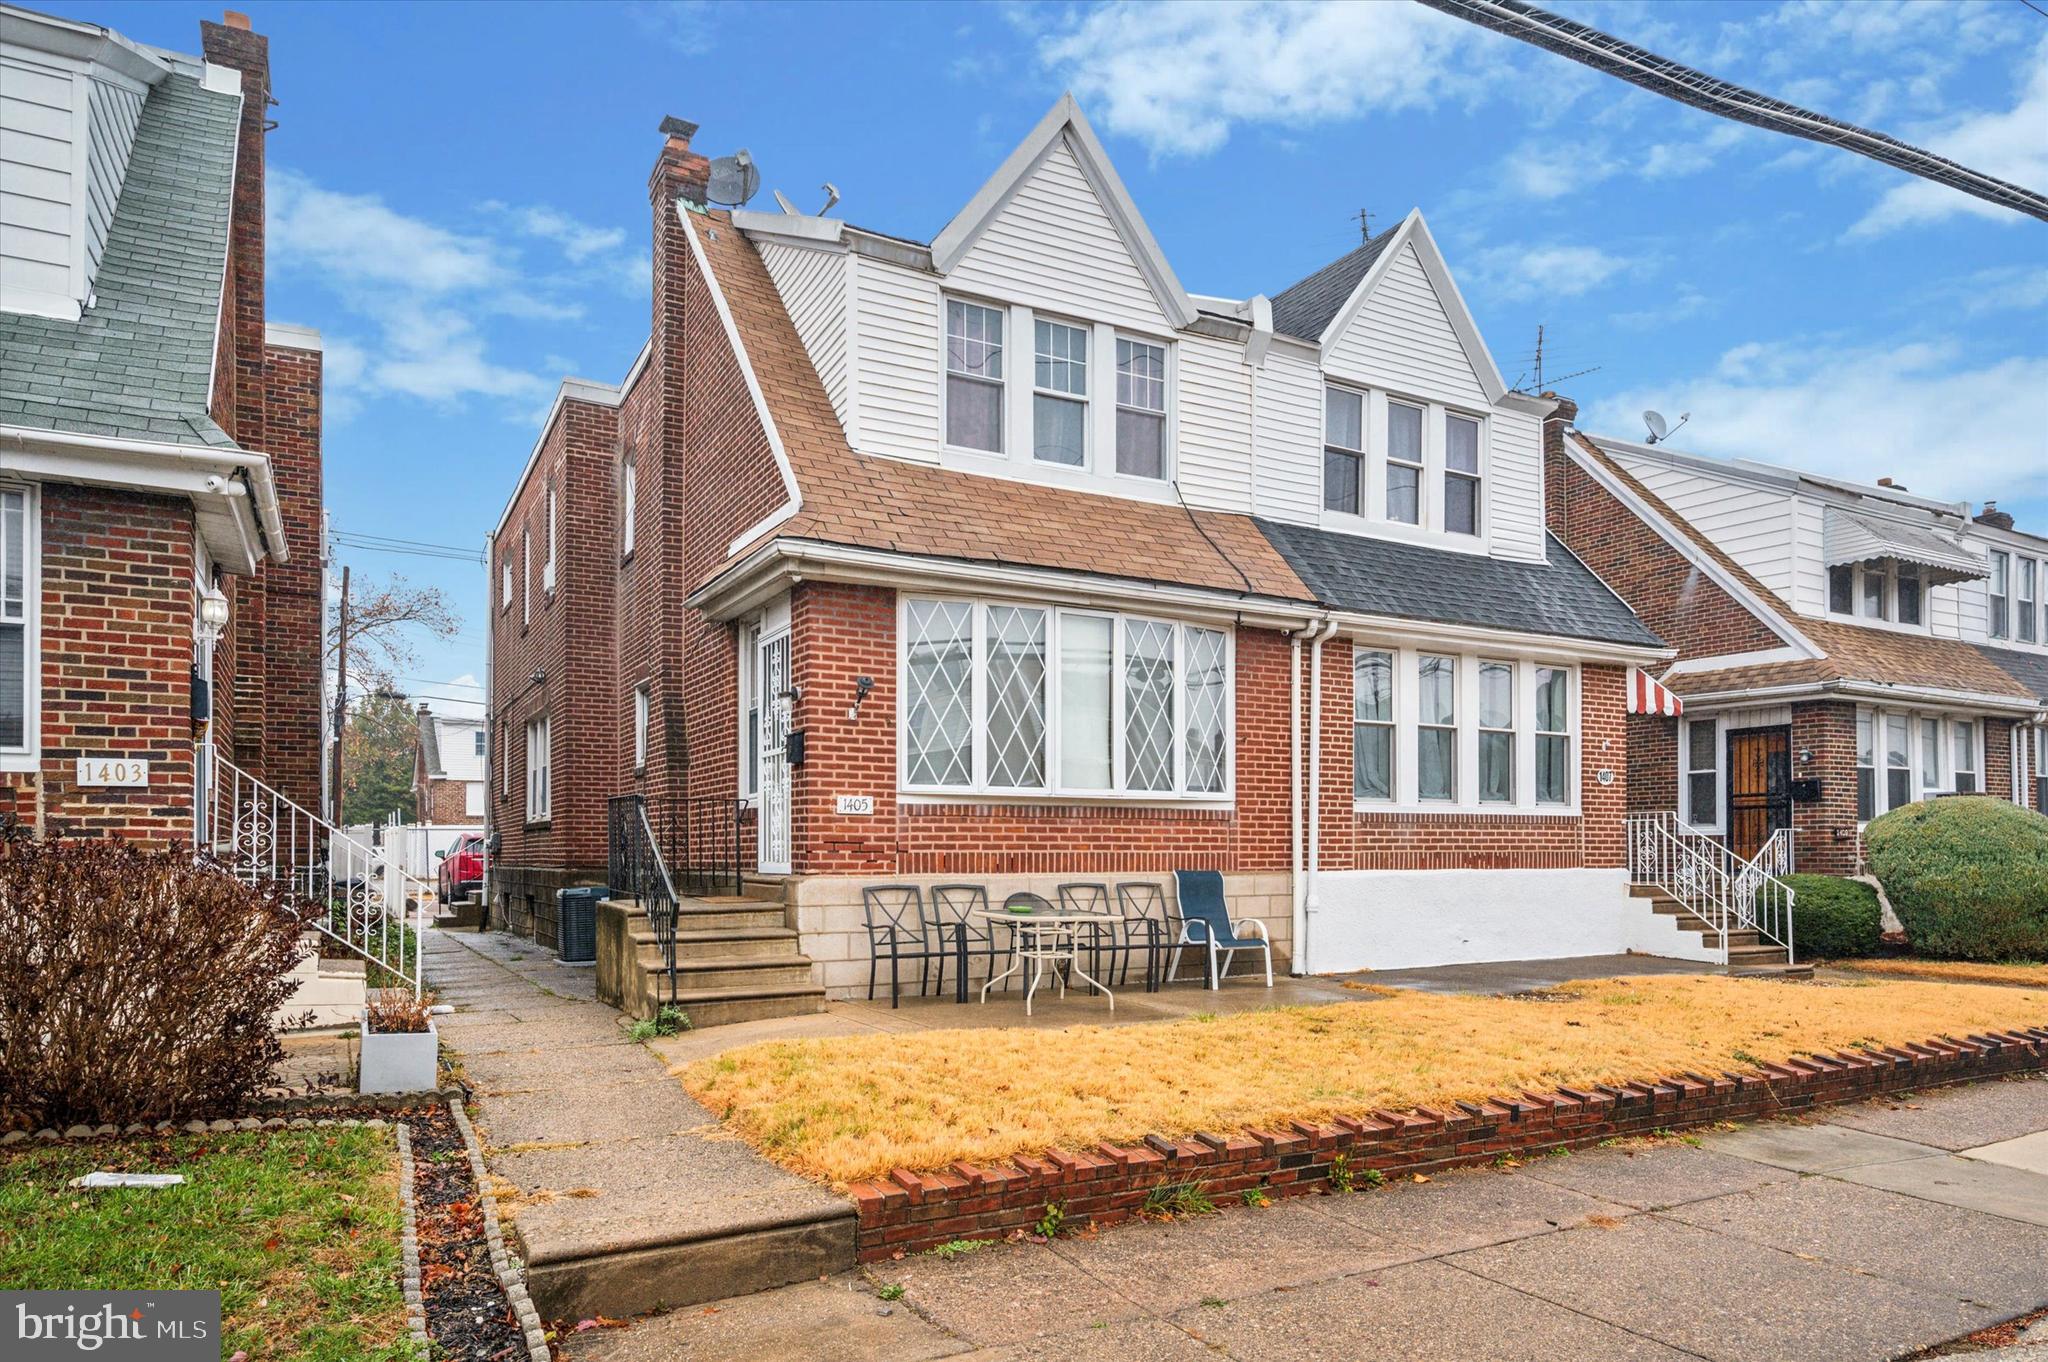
<box><xmin>0</xmin><ymin>1127</ymin><xmax>418</xmax><ymax>1362</ymax></box>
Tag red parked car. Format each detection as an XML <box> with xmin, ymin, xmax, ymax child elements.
<box><xmin>437</xmin><ymin>833</ymin><xmax>484</xmax><ymax>903</ymax></box>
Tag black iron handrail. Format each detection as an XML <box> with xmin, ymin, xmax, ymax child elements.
<box><xmin>649</xmin><ymin>795</ymin><xmax>748</xmax><ymax>900</ymax></box>
<box><xmin>609</xmin><ymin>794</ymin><xmax>680</xmax><ymax>1005</ymax></box>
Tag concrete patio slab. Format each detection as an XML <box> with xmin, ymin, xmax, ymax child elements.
<box><xmin>1818</xmin><ymin>1075</ymin><xmax>2048</xmax><ymax>1150</ymax></box>
<box><xmin>1045</xmin><ymin>1196</ymin><xmax>1416</xmax><ymax>1313</ymax></box>
<box><xmin>974</xmin><ymin>1317</ymin><xmax>1224</xmax><ymax>1362</ymax></box>
<box><xmin>1303</xmin><ymin>1161</ymin><xmax>1635</xmax><ymax>1254</ymax></box>
<box><xmin>1963</xmin><ymin>1129</ymin><xmax>2048</xmax><ymax>1176</ymax></box>
<box><xmin>1518</xmin><ymin>1141</ymin><xmax>1798</xmax><ymax>1210</ymax></box>
<box><xmin>1179</xmin><ymin>1257</ymin><xmax>1692</xmax><ymax>1361</ymax></box>
<box><xmin>872</xmin><ymin>1242</ymin><xmax>1149</xmax><ymax>1345</ymax></box>
<box><xmin>558</xmin><ymin>1277</ymin><xmax>967</xmax><ymax>1362</ymax></box>
<box><xmin>471</xmin><ymin>1080</ymin><xmax>714</xmax><ymax>1147</ymax></box>
<box><xmin>1449</xmin><ymin>1213</ymin><xmax>2001</xmax><ymax>1362</ymax></box>
<box><xmin>1340</xmin><ymin>952</ymin><xmax>1714</xmax><ymax>995</ymax></box>
<box><xmin>1701</xmin><ymin>1119</ymin><xmax>1942</xmax><ymax>1172</ymax></box>
<box><xmin>1661</xmin><ymin>1175</ymin><xmax>2048</xmax><ymax>1312</ymax></box>
<box><xmin>1835</xmin><ymin>1152</ymin><xmax>2048</xmax><ymax>1227</ymax></box>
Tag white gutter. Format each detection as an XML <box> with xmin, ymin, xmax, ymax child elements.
<box><xmin>0</xmin><ymin>424</ymin><xmax>285</xmax><ymax>567</ymax></box>
<box><xmin>1676</xmin><ymin>677</ymin><xmax>2044</xmax><ymax>718</ymax></box>
<box><xmin>1300</xmin><ymin>616</ymin><xmax>1337</xmax><ymax>974</ymax></box>
<box><xmin>1288</xmin><ymin>624</ymin><xmax>1306</xmax><ymax>973</ymax></box>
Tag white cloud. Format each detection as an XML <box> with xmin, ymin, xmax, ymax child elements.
<box><xmin>271</xmin><ymin>170</ymin><xmax>502</xmax><ymax>292</ymax></box>
<box><xmin>430</xmin><ymin>674</ymin><xmax>486</xmax><ymax>722</ymax></box>
<box><xmin>1848</xmin><ymin>35</ymin><xmax>2048</xmax><ymax>237</ymax></box>
<box><xmin>488</xmin><ymin>203</ymin><xmax>627</xmax><ymax>264</ymax></box>
<box><xmin>1034</xmin><ymin>1</ymin><xmax>1502</xmax><ymax>157</ymax></box>
<box><xmin>627</xmin><ymin>1</ymin><xmax>716</xmax><ymax>54</ymax></box>
<box><xmin>1638</xmin><ymin>122</ymin><xmax>1749</xmax><ymax>179</ymax></box>
<box><xmin>1581</xmin><ymin>338</ymin><xmax>2048</xmax><ymax>504</ymax></box>
<box><xmin>1468</xmin><ymin>242</ymin><xmax>1649</xmax><ymax>302</ymax></box>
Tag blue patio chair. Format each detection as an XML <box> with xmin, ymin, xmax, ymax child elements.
<box><xmin>1170</xmin><ymin>870</ymin><xmax>1272</xmax><ymax>990</ymax></box>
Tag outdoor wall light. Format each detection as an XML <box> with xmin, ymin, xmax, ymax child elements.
<box><xmin>847</xmin><ymin>676</ymin><xmax>873</xmax><ymax>721</ymax></box>
<box><xmin>1798</xmin><ymin>748</ymin><xmax>1814</xmax><ymax>765</ymax></box>
<box><xmin>197</xmin><ymin>585</ymin><xmax>230</xmax><ymax>641</ymax></box>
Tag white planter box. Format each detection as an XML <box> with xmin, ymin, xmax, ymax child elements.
<box><xmin>358</xmin><ymin>1015</ymin><xmax>439</xmax><ymax>1094</ymax></box>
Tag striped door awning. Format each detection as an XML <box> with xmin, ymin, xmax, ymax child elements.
<box><xmin>1628</xmin><ymin>668</ymin><xmax>1684</xmax><ymax>716</ymax></box>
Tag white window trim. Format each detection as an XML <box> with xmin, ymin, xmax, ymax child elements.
<box><xmin>2016</xmin><ymin>556</ymin><xmax>2040</xmax><ymax>646</ymax></box>
<box><xmin>937</xmin><ymin>293</ymin><xmax>1179</xmax><ymax>497</ymax></box>
<box><xmin>1029</xmin><ymin>314</ymin><xmax>1090</xmax><ymax>470</ymax></box>
<box><xmin>737</xmin><ymin>621</ymin><xmax>760</xmax><ymax>804</ymax></box>
<box><xmin>633</xmin><ymin>682</ymin><xmax>650</xmax><ymax>772</ymax></box>
<box><xmin>1356</xmin><ymin>646</ymin><xmax>1579</xmax><ymax>815</ymax></box>
<box><xmin>1352</xmin><ymin>647</ymin><xmax>1395</xmax><ymax>802</ymax></box>
<box><xmin>1854</xmin><ymin>703</ymin><xmax>1985</xmax><ymax>824</ymax></box>
<box><xmin>1989</xmin><ymin>549</ymin><xmax>2011</xmax><ymax>641</ymax></box>
<box><xmin>1112</xmin><ymin>334</ymin><xmax>1170</xmax><ymax>482</ymax></box>
<box><xmin>1317</xmin><ymin>383</ymin><xmax>1492</xmax><ymax>554</ymax></box>
<box><xmin>0</xmin><ymin>482</ymin><xmax>40</xmax><ymax>773</ymax></box>
<box><xmin>1681</xmin><ymin>716</ymin><xmax>1721</xmax><ymax>833</ymax></box>
<box><xmin>1477</xmin><ymin>658</ymin><xmax>1515</xmax><ymax>804</ymax></box>
<box><xmin>896</xmin><ymin>593</ymin><xmax>1234</xmax><ymax>803</ymax></box>
<box><xmin>525</xmin><ymin>715</ymin><xmax>551</xmax><ymax>821</ymax></box>
<box><xmin>500</xmin><ymin>557</ymin><xmax>512</xmax><ymax>610</ymax></box>
<box><xmin>1826</xmin><ymin>560</ymin><xmax>1932</xmax><ymax>636</ymax></box>
<box><xmin>621</xmin><ymin>452</ymin><xmax>638</xmax><ymax>558</ymax></box>
<box><xmin>1322</xmin><ymin>382</ymin><xmax>1367</xmax><ymax>519</ymax></box>
<box><xmin>521</xmin><ymin>530</ymin><xmax>531</xmax><ymax>627</ymax></box>
<box><xmin>543</xmin><ymin>484</ymin><xmax>558</xmax><ymax>595</ymax></box>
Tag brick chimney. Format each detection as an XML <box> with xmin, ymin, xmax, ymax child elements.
<box><xmin>649</xmin><ymin>115</ymin><xmax>711</xmax><ymax>209</ymax></box>
<box><xmin>1540</xmin><ymin>391</ymin><xmax>1579</xmax><ymax>538</ymax></box>
<box><xmin>200</xmin><ymin>11</ymin><xmax>270</xmax><ymax>449</ymax></box>
<box><xmin>1976</xmin><ymin>500</ymin><xmax>2015</xmax><ymax>532</ymax></box>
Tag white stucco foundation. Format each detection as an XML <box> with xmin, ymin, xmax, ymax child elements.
<box><xmin>1302</xmin><ymin>867</ymin><xmax>1723</xmax><ymax>974</ymax></box>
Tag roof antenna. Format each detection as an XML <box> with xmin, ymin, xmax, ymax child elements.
<box><xmin>1643</xmin><ymin>410</ymin><xmax>1690</xmax><ymax>445</ymax></box>
<box><xmin>816</xmin><ymin>182</ymin><xmax>840</xmax><ymax>216</ymax></box>
<box><xmin>1353</xmin><ymin>207</ymin><xmax>1374</xmax><ymax>242</ymax></box>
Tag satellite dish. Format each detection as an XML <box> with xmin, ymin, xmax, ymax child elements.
<box><xmin>1643</xmin><ymin>409</ymin><xmax>1690</xmax><ymax>446</ymax></box>
<box><xmin>706</xmin><ymin>149</ymin><xmax>760</xmax><ymax>209</ymax></box>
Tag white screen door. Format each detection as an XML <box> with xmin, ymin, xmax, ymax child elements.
<box><xmin>757</xmin><ymin>630</ymin><xmax>792</xmax><ymax>874</ymax></box>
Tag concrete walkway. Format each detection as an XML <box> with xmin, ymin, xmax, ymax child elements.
<box><xmin>421</xmin><ymin>929</ymin><xmax>854</xmax><ymax>1319</ymax></box>
<box><xmin>561</xmin><ymin>1073</ymin><xmax>2048</xmax><ymax>1362</ymax></box>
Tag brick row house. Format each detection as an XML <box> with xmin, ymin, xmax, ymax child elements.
<box><xmin>412</xmin><ymin>703</ymin><xmax>485</xmax><ymax>824</ymax></box>
<box><xmin>487</xmin><ymin>97</ymin><xmax>1727</xmax><ymax>1014</ymax></box>
<box><xmin>1550</xmin><ymin>426</ymin><xmax>2048</xmax><ymax>878</ymax></box>
<box><xmin>0</xmin><ymin>5</ymin><xmax>324</xmax><ymax>846</ymax></box>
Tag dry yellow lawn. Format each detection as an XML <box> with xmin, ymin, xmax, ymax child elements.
<box><xmin>1833</xmin><ymin>959</ymin><xmax>2048</xmax><ymax>989</ymax></box>
<box><xmin>678</xmin><ymin>975</ymin><xmax>2048</xmax><ymax>1185</ymax></box>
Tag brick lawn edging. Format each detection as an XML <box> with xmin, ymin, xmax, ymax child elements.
<box><xmin>849</xmin><ymin>1028</ymin><xmax>2048</xmax><ymax>1260</ymax></box>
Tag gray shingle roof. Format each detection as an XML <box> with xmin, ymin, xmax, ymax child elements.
<box><xmin>1978</xmin><ymin>645</ymin><xmax>2048</xmax><ymax>706</ymax></box>
<box><xmin>0</xmin><ymin>71</ymin><xmax>239</xmax><ymax>448</ymax></box>
<box><xmin>1255</xmin><ymin>519</ymin><xmax>1665</xmax><ymax>648</ymax></box>
<box><xmin>1269</xmin><ymin>229</ymin><xmax>1397</xmax><ymax>342</ymax></box>
<box><xmin>416</xmin><ymin>708</ymin><xmax>443</xmax><ymax>779</ymax></box>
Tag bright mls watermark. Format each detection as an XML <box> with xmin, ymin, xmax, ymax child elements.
<box><xmin>5</xmin><ymin>1291</ymin><xmax>219</xmax><ymax>1359</ymax></box>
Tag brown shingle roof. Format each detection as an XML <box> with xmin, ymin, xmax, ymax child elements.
<box><xmin>1571</xmin><ymin>433</ymin><xmax>2036</xmax><ymax>703</ymax></box>
<box><xmin>695</xmin><ymin>212</ymin><xmax>1310</xmax><ymax>603</ymax></box>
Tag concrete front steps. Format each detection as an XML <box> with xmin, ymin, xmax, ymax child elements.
<box><xmin>597</xmin><ymin>884</ymin><xmax>827</xmax><ymax>1027</ymax></box>
<box><xmin>432</xmin><ymin>891</ymin><xmax>482</xmax><ymax>930</ymax></box>
<box><xmin>275</xmin><ymin>938</ymin><xmax>367</xmax><ymax>1029</ymax></box>
<box><xmin>1629</xmin><ymin>886</ymin><xmax>1812</xmax><ymax>978</ymax></box>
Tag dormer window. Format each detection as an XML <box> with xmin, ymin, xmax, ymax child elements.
<box><xmin>1896</xmin><ymin>562</ymin><xmax>1922</xmax><ymax>626</ymax></box>
<box><xmin>945</xmin><ymin>300</ymin><xmax>1005</xmax><ymax>453</ymax></box>
<box><xmin>1114</xmin><ymin>339</ymin><xmax>1166</xmax><ymax>478</ymax></box>
<box><xmin>1445</xmin><ymin>414</ymin><xmax>1481</xmax><ymax>536</ymax></box>
<box><xmin>1828</xmin><ymin>559</ymin><xmax>1930</xmax><ymax>630</ymax></box>
<box><xmin>1386</xmin><ymin>401</ymin><xmax>1424</xmax><ymax>525</ymax></box>
<box><xmin>1323</xmin><ymin>386</ymin><xmax>1364</xmax><ymax>515</ymax></box>
<box><xmin>1032</xmin><ymin>319</ymin><xmax>1088</xmax><ymax>466</ymax></box>
<box><xmin>2020</xmin><ymin>558</ymin><xmax>2038</xmax><ymax>644</ymax></box>
<box><xmin>1990</xmin><ymin>551</ymin><xmax>2010</xmax><ymax>639</ymax></box>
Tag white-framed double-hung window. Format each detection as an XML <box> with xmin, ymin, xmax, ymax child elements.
<box><xmin>1032</xmin><ymin>319</ymin><xmax>1088</xmax><ymax>466</ymax></box>
<box><xmin>1416</xmin><ymin>653</ymin><xmax>1457</xmax><ymax>801</ymax></box>
<box><xmin>1386</xmin><ymin>401</ymin><xmax>1425</xmax><ymax>525</ymax></box>
<box><xmin>633</xmin><ymin>683</ymin><xmax>650</xmax><ymax>771</ymax></box>
<box><xmin>621</xmin><ymin>450</ymin><xmax>638</xmax><ymax>558</ymax></box>
<box><xmin>1885</xmin><ymin>716</ymin><xmax>1911</xmax><ymax>810</ymax></box>
<box><xmin>1477</xmin><ymin>660</ymin><xmax>1515</xmax><ymax>803</ymax></box>
<box><xmin>525</xmin><ymin>715</ymin><xmax>551</xmax><ymax>821</ymax></box>
<box><xmin>1919</xmin><ymin>717</ymin><xmax>1944</xmax><ymax>798</ymax></box>
<box><xmin>1685</xmin><ymin>720</ymin><xmax>1718</xmax><ymax>827</ymax></box>
<box><xmin>1954</xmin><ymin>720</ymin><xmax>1979</xmax><ymax>794</ymax></box>
<box><xmin>544</xmin><ymin>484</ymin><xmax>558</xmax><ymax>594</ymax></box>
<box><xmin>1534</xmin><ymin>666</ymin><xmax>1570</xmax><ymax>804</ymax></box>
<box><xmin>1115</xmin><ymin>338</ymin><xmax>1167</xmax><ymax>479</ymax></box>
<box><xmin>0</xmin><ymin>485</ymin><xmax>35</xmax><ymax>768</ymax></box>
<box><xmin>1856</xmin><ymin>712</ymin><xmax>1877</xmax><ymax>821</ymax></box>
<box><xmin>1353</xmin><ymin>649</ymin><xmax>1394</xmax><ymax>800</ymax></box>
<box><xmin>1445</xmin><ymin>414</ymin><xmax>1482</xmax><ymax>536</ymax></box>
<box><xmin>2020</xmin><ymin>558</ymin><xmax>2039</xmax><ymax>645</ymax></box>
<box><xmin>1990</xmin><ymin>551</ymin><xmax>2011</xmax><ymax>639</ymax></box>
<box><xmin>1323</xmin><ymin>385</ymin><xmax>1364</xmax><ymax>516</ymax></box>
<box><xmin>945</xmin><ymin>299</ymin><xmax>1005</xmax><ymax>454</ymax></box>
<box><xmin>901</xmin><ymin>596</ymin><xmax>1230</xmax><ymax>799</ymax></box>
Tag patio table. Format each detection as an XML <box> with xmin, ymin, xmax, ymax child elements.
<box><xmin>964</xmin><ymin>908</ymin><xmax>1162</xmax><ymax>1015</ymax></box>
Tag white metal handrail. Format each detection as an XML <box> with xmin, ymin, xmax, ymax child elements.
<box><xmin>1625</xmin><ymin>812</ymin><xmax>1797</xmax><ymax>965</ymax></box>
<box><xmin>204</xmin><ymin>756</ymin><xmax>430</xmax><ymax>997</ymax></box>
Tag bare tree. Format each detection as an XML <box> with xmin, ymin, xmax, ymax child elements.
<box><xmin>325</xmin><ymin>573</ymin><xmax>460</xmax><ymax>694</ymax></box>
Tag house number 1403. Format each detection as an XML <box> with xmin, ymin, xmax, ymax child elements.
<box><xmin>75</xmin><ymin>756</ymin><xmax>151</xmax><ymax>786</ymax></box>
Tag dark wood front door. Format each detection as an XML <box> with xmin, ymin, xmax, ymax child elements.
<box><xmin>1726</xmin><ymin>726</ymin><xmax>1792</xmax><ymax>863</ymax></box>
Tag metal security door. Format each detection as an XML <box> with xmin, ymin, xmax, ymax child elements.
<box><xmin>1726</xmin><ymin>726</ymin><xmax>1791</xmax><ymax>864</ymax></box>
<box><xmin>757</xmin><ymin>630</ymin><xmax>792</xmax><ymax>874</ymax></box>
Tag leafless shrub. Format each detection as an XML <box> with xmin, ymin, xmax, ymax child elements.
<box><xmin>0</xmin><ymin>832</ymin><xmax>317</xmax><ymax>1130</ymax></box>
<box><xmin>364</xmin><ymin>988</ymin><xmax>434</xmax><ymax>1034</ymax></box>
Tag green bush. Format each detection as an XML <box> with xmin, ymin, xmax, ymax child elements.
<box><xmin>1782</xmin><ymin>875</ymin><xmax>1882</xmax><ymax>959</ymax></box>
<box><xmin>1863</xmin><ymin>797</ymin><xmax>2048</xmax><ymax>961</ymax></box>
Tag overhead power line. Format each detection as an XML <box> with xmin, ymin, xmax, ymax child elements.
<box><xmin>1416</xmin><ymin>0</ymin><xmax>2048</xmax><ymax>224</ymax></box>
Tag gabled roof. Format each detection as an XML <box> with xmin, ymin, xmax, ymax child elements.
<box><xmin>1977</xmin><ymin>645</ymin><xmax>2048</xmax><ymax>707</ymax></box>
<box><xmin>1275</xmin><ymin>209</ymin><xmax>1512</xmax><ymax>406</ymax></box>
<box><xmin>0</xmin><ymin>69</ymin><xmax>239</xmax><ymax>447</ymax></box>
<box><xmin>928</xmin><ymin>93</ymin><xmax>1199</xmax><ymax>331</ymax></box>
<box><xmin>416</xmin><ymin>710</ymin><xmax>484</xmax><ymax>783</ymax></box>
<box><xmin>1257</xmin><ymin>519</ymin><xmax>1663</xmax><ymax>650</ymax></box>
<box><xmin>1270</xmin><ymin>228</ymin><xmax>1396</xmax><ymax>343</ymax></box>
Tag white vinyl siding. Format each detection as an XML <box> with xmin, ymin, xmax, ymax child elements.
<box><xmin>850</xmin><ymin>254</ymin><xmax>942</xmax><ymax>462</ymax></box>
<box><xmin>0</xmin><ymin>53</ymin><xmax>80</xmax><ymax>305</ymax></box>
<box><xmin>1323</xmin><ymin>243</ymin><xmax>1488</xmax><ymax>408</ymax></box>
<box><xmin>1250</xmin><ymin>347</ymin><xmax>1324</xmax><ymax>521</ymax></box>
<box><xmin>756</xmin><ymin>240</ymin><xmax>849</xmax><ymax>425</ymax></box>
<box><xmin>943</xmin><ymin>136</ymin><xmax>1170</xmax><ymax>334</ymax></box>
<box><xmin>1172</xmin><ymin>332</ymin><xmax>1250</xmax><ymax>510</ymax></box>
<box><xmin>1609</xmin><ymin>452</ymin><xmax>1799</xmax><ymax>602</ymax></box>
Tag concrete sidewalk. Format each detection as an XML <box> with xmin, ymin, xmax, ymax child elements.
<box><xmin>562</xmin><ymin>1073</ymin><xmax>2048</xmax><ymax>1362</ymax></box>
<box><xmin>422</xmin><ymin>929</ymin><xmax>854</xmax><ymax>1319</ymax></box>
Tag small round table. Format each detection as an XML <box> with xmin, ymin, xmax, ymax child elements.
<box><xmin>973</xmin><ymin>908</ymin><xmax>1122</xmax><ymax>1015</ymax></box>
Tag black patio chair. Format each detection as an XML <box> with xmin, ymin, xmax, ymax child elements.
<box><xmin>1112</xmin><ymin>881</ymin><xmax>1171</xmax><ymax>987</ymax></box>
<box><xmin>926</xmin><ymin>884</ymin><xmax>1009</xmax><ymax>997</ymax></box>
<box><xmin>862</xmin><ymin>885</ymin><xmax>947</xmax><ymax>1008</ymax></box>
<box><xmin>1057</xmin><ymin>882</ymin><xmax>1115</xmax><ymax>987</ymax></box>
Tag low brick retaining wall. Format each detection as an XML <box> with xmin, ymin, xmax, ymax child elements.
<box><xmin>849</xmin><ymin>1028</ymin><xmax>2048</xmax><ymax>1260</ymax></box>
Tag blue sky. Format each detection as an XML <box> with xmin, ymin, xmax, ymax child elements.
<box><xmin>63</xmin><ymin>0</ymin><xmax>2048</xmax><ymax>702</ymax></box>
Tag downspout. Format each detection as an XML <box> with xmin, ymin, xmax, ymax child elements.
<box><xmin>1294</xmin><ymin>616</ymin><xmax>1337</xmax><ymax>974</ymax></box>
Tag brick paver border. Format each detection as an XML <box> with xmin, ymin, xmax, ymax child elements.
<box><xmin>849</xmin><ymin>1028</ymin><xmax>2048</xmax><ymax>1259</ymax></box>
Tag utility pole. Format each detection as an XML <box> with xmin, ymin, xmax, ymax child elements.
<box><xmin>331</xmin><ymin>563</ymin><xmax>350</xmax><ymax>826</ymax></box>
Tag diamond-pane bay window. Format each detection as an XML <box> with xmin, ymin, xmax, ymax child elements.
<box><xmin>945</xmin><ymin>300</ymin><xmax>1005</xmax><ymax>453</ymax></box>
<box><xmin>901</xmin><ymin>598</ymin><xmax>1230</xmax><ymax>798</ymax></box>
<box><xmin>1033</xmin><ymin>319</ymin><xmax>1088</xmax><ymax>466</ymax></box>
